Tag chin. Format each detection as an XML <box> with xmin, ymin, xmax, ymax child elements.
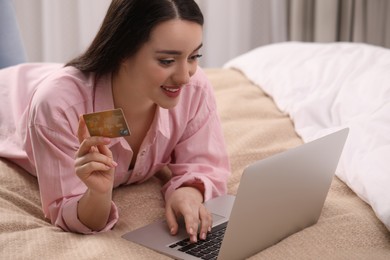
<box><xmin>158</xmin><ymin>100</ymin><xmax>180</xmax><ymax>110</ymax></box>
<box><xmin>159</xmin><ymin>104</ymin><xmax>178</xmax><ymax>110</ymax></box>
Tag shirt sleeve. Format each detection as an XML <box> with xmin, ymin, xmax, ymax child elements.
<box><xmin>27</xmin><ymin>78</ymin><xmax>119</xmax><ymax>234</ymax></box>
<box><xmin>161</xmin><ymin>70</ymin><xmax>231</xmax><ymax>202</ymax></box>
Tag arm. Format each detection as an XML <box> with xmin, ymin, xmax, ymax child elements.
<box><xmin>27</xmin><ymin>86</ymin><xmax>119</xmax><ymax>234</ymax></box>
<box><xmin>75</xmin><ymin>116</ymin><xmax>117</xmax><ymax>231</ymax></box>
<box><xmin>164</xmin><ymin>110</ymin><xmax>230</xmax><ymax>242</ymax></box>
<box><xmin>77</xmin><ymin>184</ymin><xmax>113</xmax><ymax>231</ymax></box>
<box><xmin>162</xmin><ymin>71</ymin><xmax>231</xmax><ymax>242</ymax></box>
<box><xmin>29</xmin><ymin>117</ymin><xmax>119</xmax><ymax>233</ymax></box>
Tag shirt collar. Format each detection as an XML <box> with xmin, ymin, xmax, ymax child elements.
<box><xmin>155</xmin><ymin>107</ymin><xmax>170</xmax><ymax>139</ymax></box>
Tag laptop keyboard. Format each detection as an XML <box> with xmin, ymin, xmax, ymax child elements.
<box><xmin>168</xmin><ymin>222</ymin><xmax>228</xmax><ymax>260</ymax></box>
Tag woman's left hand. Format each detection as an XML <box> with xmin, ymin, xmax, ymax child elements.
<box><xmin>165</xmin><ymin>186</ymin><xmax>212</xmax><ymax>243</ymax></box>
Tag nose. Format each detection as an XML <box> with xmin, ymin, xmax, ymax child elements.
<box><xmin>172</xmin><ymin>62</ymin><xmax>196</xmax><ymax>85</ymax></box>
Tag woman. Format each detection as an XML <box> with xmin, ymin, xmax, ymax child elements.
<box><xmin>0</xmin><ymin>0</ymin><xmax>230</xmax><ymax>243</ymax></box>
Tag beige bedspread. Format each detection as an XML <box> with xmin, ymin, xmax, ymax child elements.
<box><xmin>1</xmin><ymin>68</ymin><xmax>389</xmax><ymax>259</ymax></box>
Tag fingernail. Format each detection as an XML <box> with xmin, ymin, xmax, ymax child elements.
<box><xmin>189</xmin><ymin>227</ymin><xmax>194</xmax><ymax>235</ymax></box>
<box><xmin>112</xmin><ymin>161</ymin><xmax>118</xmax><ymax>167</ymax></box>
<box><xmin>200</xmin><ymin>232</ymin><xmax>206</xmax><ymax>240</ymax></box>
<box><xmin>103</xmin><ymin>137</ymin><xmax>111</xmax><ymax>143</ymax></box>
<box><xmin>208</xmin><ymin>226</ymin><xmax>212</xmax><ymax>232</ymax></box>
<box><xmin>170</xmin><ymin>227</ymin><xmax>174</xmax><ymax>234</ymax></box>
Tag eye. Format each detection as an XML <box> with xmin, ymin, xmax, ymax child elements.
<box><xmin>189</xmin><ymin>54</ymin><xmax>202</xmax><ymax>62</ymax></box>
<box><xmin>159</xmin><ymin>59</ymin><xmax>175</xmax><ymax>66</ymax></box>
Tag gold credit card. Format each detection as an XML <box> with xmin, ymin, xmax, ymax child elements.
<box><xmin>83</xmin><ymin>108</ymin><xmax>130</xmax><ymax>138</ymax></box>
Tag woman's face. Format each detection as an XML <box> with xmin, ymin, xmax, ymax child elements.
<box><xmin>117</xmin><ymin>19</ymin><xmax>203</xmax><ymax>110</ymax></box>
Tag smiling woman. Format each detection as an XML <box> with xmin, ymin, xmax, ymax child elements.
<box><xmin>112</xmin><ymin>19</ymin><xmax>204</xmax><ymax>112</ymax></box>
<box><xmin>0</xmin><ymin>0</ymin><xmax>230</xmax><ymax>244</ymax></box>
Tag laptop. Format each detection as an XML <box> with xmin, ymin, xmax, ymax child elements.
<box><xmin>122</xmin><ymin>128</ymin><xmax>349</xmax><ymax>260</ymax></box>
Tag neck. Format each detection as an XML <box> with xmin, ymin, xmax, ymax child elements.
<box><xmin>111</xmin><ymin>69</ymin><xmax>155</xmax><ymax>119</ymax></box>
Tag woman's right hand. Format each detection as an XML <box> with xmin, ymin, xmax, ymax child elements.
<box><xmin>74</xmin><ymin>116</ymin><xmax>117</xmax><ymax>194</ymax></box>
<box><xmin>74</xmin><ymin>116</ymin><xmax>117</xmax><ymax>231</ymax></box>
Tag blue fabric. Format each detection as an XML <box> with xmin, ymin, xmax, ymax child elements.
<box><xmin>0</xmin><ymin>0</ymin><xmax>27</xmax><ymax>69</ymax></box>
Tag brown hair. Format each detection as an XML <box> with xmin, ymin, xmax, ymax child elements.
<box><xmin>65</xmin><ymin>0</ymin><xmax>203</xmax><ymax>76</ymax></box>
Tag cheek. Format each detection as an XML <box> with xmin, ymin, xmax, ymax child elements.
<box><xmin>130</xmin><ymin>57</ymin><xmax>167</xmax><ymax>83</ymax></box>
<box><xmin>147</xmin><ymin>65</ymin><xmax>170</xmax><ymax>84</ymax></box>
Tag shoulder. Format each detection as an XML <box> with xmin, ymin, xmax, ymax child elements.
<box><xmin>181</xmin><ymin>66</ymin><xmax>217</xmax><ymax>112</ymax></box>
<box><xmin>31</xmin><ymin>65</ymin><xmax>95</xmax><ymax>109</ymax></box>
<box><xmin>33</xmin><ymin>65</ymin><xmax>94</xmax><ymax>102</ymax></box>
<box><xmin>169</xmin><ymin>67</ymin><xmax>218</xmax><ymax>134</ymax></box>
<box><xmin>188</xmin><ymin>66</ymin><xmax>211</xmax><ymax>89</ymax></box>
<box><xmin>29</xmin><ymin>65</ymin><xmax>97</xmax><ymax>130</ymax></box>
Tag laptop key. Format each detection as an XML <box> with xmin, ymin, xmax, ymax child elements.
<box><xmin>178</xmin><ymin>243</ymin><xmax>197</xmax><ymax>252</ymax></box>
<box><xmin>170</xmin><ymin>222</ymin><xmax>228</xmax><ymax>259</ymax></box>
<box><xmin>201</xmin><ymin>254</ymin><xmax>217</xmax><ymax>260</ymax></box>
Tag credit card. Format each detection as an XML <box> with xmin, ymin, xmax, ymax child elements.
<box><xmin>83</xmin><ymin>108</ymin><xmax>131</xmax><ymax>138</ymax></box>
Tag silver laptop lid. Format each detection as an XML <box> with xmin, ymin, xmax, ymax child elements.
<box><xmin>218</xmin><ymin>128</ymin><xmax>349</xmax><ymax>260</ymax></box>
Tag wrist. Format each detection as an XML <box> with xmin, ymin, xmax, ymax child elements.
<box><xmin>179</xmin><ymin>182</ymin><xmax>205</xmax><ymax>202</ymax></box>
<box><xmin>77</xmin><ymin>188</ymin><xmax>113</xmax><ymax>231</ymax></box>
<box><xmin>86</xmin><ymin>187</ymin><xmax>112</xmax><ymax>200</ymax></box>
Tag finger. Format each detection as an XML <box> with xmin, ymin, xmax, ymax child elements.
<box><xmin>165</xmin><ymin>205</ymin><xmax>179</xmax><ymax>236</ymax></box>
<box><xmin>183</xmin><ymin>208</ymin><xmax>199</xmax><ymax>243</ymax></box>
<box><xmin>77</xmin><ymin>136</ymin><xmax>111</xmax><ymax>157</ymax></box>
<box><xmin>75</xmin><ymin>151</ymin><xmax>117</xmax><ymax>169</ymax></box>
<box><xmin>97</xmin><ymin>142</ymin><xmax>113</xmax><ymax>159</ymax></box>
<box><xmin>75</xmin><ymin>160</ymin><xmax>114</xmax><ymax>178</ymax></box>
<box><xmin>77</xmin><ymin>115</ymin><xmax>90</xmax><ymax>144</ymax></box>
<box><xmin>198</xmin><ymin>206</ymin><xmax>212</xmax><ymax>240</ymax></box>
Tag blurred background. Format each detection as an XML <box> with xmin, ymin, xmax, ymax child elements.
<box><xmin>6</xmin><ymin>0</ymin><xmax>390</xmax><ymax>67</ymax></box>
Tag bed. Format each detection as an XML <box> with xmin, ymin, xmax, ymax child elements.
<box><xmin>1</xmin><ymin>42</ymin><xmax>390</xmax><ymax>259</ymax></box>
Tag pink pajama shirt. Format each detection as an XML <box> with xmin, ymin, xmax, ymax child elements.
<box><xmin>0</xmin><ymin>63</ymin><xmax>230</xmax><ymax>234</ymax></box>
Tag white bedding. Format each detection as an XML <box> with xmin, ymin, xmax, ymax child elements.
<box><xmin>224</xmin><ymin>42</ymin><xmax>390</xmax><ymax>230</ymax></box>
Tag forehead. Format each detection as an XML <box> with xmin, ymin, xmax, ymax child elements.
<box><xmin>145</xmin><ymin>19</ymin><xmax>203</xmax><ymax>53</ymax></box>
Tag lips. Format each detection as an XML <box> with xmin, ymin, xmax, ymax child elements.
<box><xmin>161</xmin><ymin>85</ymin><xmax>182</xmax><ymax>98</ymax></box>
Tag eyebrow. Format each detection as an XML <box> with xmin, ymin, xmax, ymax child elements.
<box><xmin>155</xmin><ymin>43</ymin><xmax>203</xmax><ymax>55</ymax></box>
